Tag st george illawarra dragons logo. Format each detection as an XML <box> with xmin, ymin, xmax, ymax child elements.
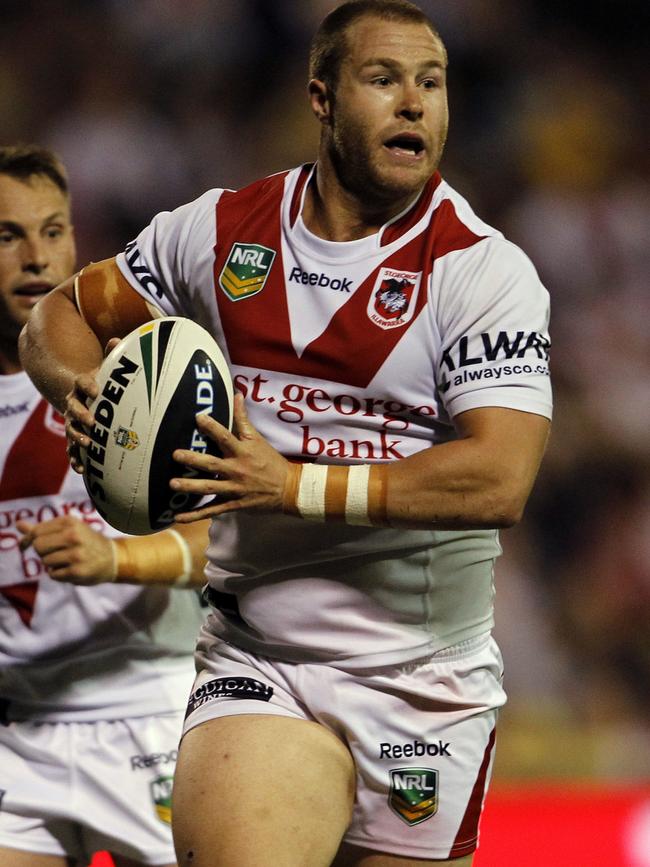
<box><xmin>368</xmin><ymin>267</ymin><xmax>422</xmax><ymax>330</ymax></box>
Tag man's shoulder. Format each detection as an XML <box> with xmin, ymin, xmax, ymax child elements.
<box><xmin>219</xmin><ymin>165</ymin><xmax>306</xmax><ymax>210</ymax></box>
<box><xmin>435</xmin><ymin>178</ymin><xmax>541</xmax><ymax>274</ymax></box>
<box><xmin>435</xmin><ymin>178</ymin><xmax>503</xmax><ymax>243</ymax></box>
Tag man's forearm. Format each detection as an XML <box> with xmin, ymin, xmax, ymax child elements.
<box><xmin>19</xmin><ymin>280</ymin><xmax>104</xmax><ymax>412</ymax></box>
<box><xmin>283</xmin><ymin>407</ymin><xmax>550</xmax><ymax>530</ymax></box>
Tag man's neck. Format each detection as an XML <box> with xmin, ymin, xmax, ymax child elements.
<box><xmin>302</xmin><ymin>161</ymin><xmax>423</xmax><ymax>243</ymax></box>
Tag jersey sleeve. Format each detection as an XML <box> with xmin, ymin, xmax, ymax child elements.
<box><xmin>433</xmin><ymin>236</ymin><xmax>552</xmax><ymax>420</ymax></box>
<box><xmin>114</xmin><ymin>189</ymin><xmax>225</xmax><ymax>316</ymax></box>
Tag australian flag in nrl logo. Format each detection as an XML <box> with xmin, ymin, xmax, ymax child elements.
<box><xmin>368</xmin><ymin>268</ymin><xmax>421</xmax><ymax>330</ymax></box>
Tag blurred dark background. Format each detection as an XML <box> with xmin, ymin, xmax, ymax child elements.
<box><xmin>3</xmin><ymin>0</ymin><xmax>649</xmax><ymax>783</ymax></box>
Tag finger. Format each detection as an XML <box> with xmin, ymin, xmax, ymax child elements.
<box><xmin>67</xmin><ymin>430</ymin><xmax>90</xmax><ymax>452</ymax></box>
<box><xmin>172</xmin><ymin>449</ymin><xmax>223</xmax><ymax>474</ymax></box>
<box><xmin>70</xmin><ymin>456</ymin><xmax>85</xmax><ymax>474</ymax></box>
<box><xmin>232</xmin><ymin>393</ymin><xmax>256</xmax><ymax>440</ymax></box>
<box><xmin>41</xmin><ymin>548</ymin><xmax>75</xmax><ymax>569</ymax></box>
<box><xmin>170</xmin><ymin>476</ymin><xmax>235</xmax><ymax>497</ymax></box>
<box><xmin>74</xmin><ymin>372</ymin><xmax>100</xmax><ymax>402</ymax></box>
<box><xmin>17</xmin><ymin>519</ymin><xmax>63</xmax><ymax>552</ymax></box>
<box><xmin>65</xmin><ymin>416</ymin><xmax>94</xmax><ymax>452</ymax></box>
<box><xmin>17</xmin><ymin>521</ymin><xmax>36</xmax><ymax>550</ymax></box>
<box><xmin>47</xmin><ymin>563</ymin><xmax>98</xmax><ymax>584</ymax></box>
<box><xmin>187</xmin><ymin>413</ymin><xmax>242</xmax><ymax>457</ymax></box>
<box><xmin>104</xmin><ymin>337</ymin><xmax>121</xmax><ymax>356</ymax></box>
<box><xmin>66</xmin><ymin>437</ymin><xmax>86</xmax><ymax>472</ymax></box>
<box><xmin>173</xmin><ymin>501</ymin><xmax>236</xmax><ymax>522</ymax></box>
<box><xmin>31</xmin><ymin>533</ymin><xmax>76</xmax><ymax>558</ymax></box>
<box><xmin>174</xmin><ymin>492</ymin><xmax>268</xmax><ymax>522</ymax></box>
<box><xmin>66</xmin><ymin>401</ymin><xmax>95</xmax><ymax>431</ymax></box>
<box><xmin>19</xmin><ymin>516</ymin><xmax>71</xmax><ymax>535</ymax></box>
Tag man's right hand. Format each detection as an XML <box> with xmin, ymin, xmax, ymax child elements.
<box><xmin>64</xmin><ymin>337</ymin><xmax>121</xmax><ymax>472</ymax></box>
<box><xmin>64</xmin><ymin>371</ymin><xmax>98</xmax><ymax>472</ymax></box>
<box><xmin>17</xmin><ymin>516</ymin><xmax>116</xmax><ymax>584</ymax></box>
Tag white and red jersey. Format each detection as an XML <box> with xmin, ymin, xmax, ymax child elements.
<box><xmin>0</xmin><ymin>372</ymin><xmax>204</xmax><ymax>721</ymax></box>
<box><xmin>116</xmin><ymin>165</ymin><xmax>552</xmax><ymax>668</ymax></box>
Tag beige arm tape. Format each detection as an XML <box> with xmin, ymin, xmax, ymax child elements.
<box><xmin>282</xmin><ymin>463</ymin><xmax>389</xmax><ymax>526</ymax></box>
<box><xmin>74</xmin><ymin>258</ymin><xmax>163</xmax><ymax>347</ymax></box>
<box><xmin>111</xmin><ymin>529</ymin><xmax>192</xmax><ymax>586</ymax></box>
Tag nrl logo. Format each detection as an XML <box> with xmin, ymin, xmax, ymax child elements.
<box><xmin>368</xmin><ymin>268</ymin><xmax>421</xmax><ymax>330</ymax></box>
<box><xmin>219</xmin><ymin>242</ymin><xmax>276</xmax><ymax>301</ymax></box>
<box><xmin>388</xmin><ymin>767</ymin><xmax>439</xmax><ymax>826</ymax></box>
<box><xmin>113</xmin><ymin>426</ymin><xmax>139</xmax><ymax>450</ymax></box>
<box><xmin>150</xmin><ymin>775</ymin><xmax>173</xmax><ymax>824</ymax></box>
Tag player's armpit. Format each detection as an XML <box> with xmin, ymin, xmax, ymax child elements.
<box><xmin>74</xmin><ymin>257</ymin><xmax>163</xmax><ymax>347</ymax></box>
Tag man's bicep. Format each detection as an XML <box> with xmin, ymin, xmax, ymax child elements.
<box><xmin>74</xmin><ymin>257</ymin><xmax>164</xmax><ymax>346</ymax></box>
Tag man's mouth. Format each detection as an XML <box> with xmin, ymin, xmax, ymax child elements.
<box><xmin>383</xmin><ymin>134</ymin><xmax>426</xmax><ymax>159</ymax></box>
<box><xmin>13</xmin><ymin>282</ymin><xmax>53</xmax><ymax>303</ymax></box>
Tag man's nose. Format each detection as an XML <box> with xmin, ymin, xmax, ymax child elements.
<box><xmin>21</xmin><ymin>236</ymin><xmax>49</xmax><ymax>273</ymax></box>
<box><xmin>397</xmin><ymin>82</ymin><xmax>424</xmax><ymax>121</ymax></box>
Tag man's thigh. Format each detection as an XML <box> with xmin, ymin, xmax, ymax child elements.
<box><xmin>172</xmin><ymin>714</ymin><xmax>355</xmax><ymax>867</ymax></box>
<box><xmin>0</xmin><ymin>848</ymin><xmax>72</xmax><ymax>867</ymax></box>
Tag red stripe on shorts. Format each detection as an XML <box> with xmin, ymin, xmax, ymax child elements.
<box><xmin>449</xmin><ymin>727</ymin><xmax>496</xmax><ymax>858</ymax></box>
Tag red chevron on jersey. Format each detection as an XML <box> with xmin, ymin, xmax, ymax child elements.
<box><xmin>0</xmin><ymin>581</ymin><xmax>38</xmax><ymax>627</ymax></box>
<box><xmin>212</xmin><ymin>175</ymin><xmax>484</xmax><ymax>388</ymax></box>
<box><xmin>0</xmin><ymin>400</ymin><xmax>69</xmax><ymax>500</ymax></box>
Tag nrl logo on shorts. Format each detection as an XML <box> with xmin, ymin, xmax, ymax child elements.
<box><xmin>220</xmin><ymin>242</ymin><xmax>276</xmax><ymax>301</ymax></box>
<box><xmin>113</xmin><ymin>426</ymin><xmax>139</xmax><ymax>450</ymax></box>
<box><xmin>388</xmin><ymin>767</ymin><xmax>439</xmax><ymax>826</ymax></box>
<box><xmin>150</xmin><ymin>775</ymin><xmax>173</xmax><ymax>824</ymax></box>
<box><xmin>367</xmin><ymin>268</ymin><xmax>421</xmax><ymax>330</ymax></box>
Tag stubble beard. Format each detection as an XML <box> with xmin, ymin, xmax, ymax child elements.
<box><xmin>327</xmin><ymin>109</ymin><xmax>446</xmax><ymax>212</ymax></box>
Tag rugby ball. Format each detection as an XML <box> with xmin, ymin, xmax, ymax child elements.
<box><xmin>81</xmin><ymin>317</ymin><xmax>233</xmax><ymax>535</ymax></box>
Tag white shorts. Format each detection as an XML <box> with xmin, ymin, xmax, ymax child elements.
<box><xmin>184</xmin><ymin>633</ymin><xmax>506</xmax><ymax>860</ymax></box>
<box><xmin>0</xmin><ymin>713</ymin><xmax>183</xmax><ymax>865</ymax></box>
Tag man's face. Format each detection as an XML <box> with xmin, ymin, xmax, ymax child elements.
<box><xmin>0</xmin><ymin>173</ymin><xmax>75</xmax><ymax>344</ymax></box>
<box><xmin>326</xmin><ymin>16</ymin><xmax>449</xmax><ymax>204</ymax></box>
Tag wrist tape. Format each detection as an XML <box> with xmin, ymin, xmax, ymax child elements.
<box><xmin>111</xmin><ymin>528</ymin><xmax>192</xmax><ymax>586</ymax></box>
<box><xmin>282</xmin><ymin>463</ymin><xmax>388</xmax><ymax>526</ymax></box>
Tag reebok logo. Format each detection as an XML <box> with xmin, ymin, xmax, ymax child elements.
<box><xmin>130</xmin><ymin>751</ymin><xmax>178</xmax><ymax>770</ymax></box>
<box><xmin>0</xmin><ymin>402</ymin><xmax>29</xmax><ymax>418</ymax></box>
<box><xmin>288</xmin><ymin>267</ymin><xmax>352</xmax><ymax>293</ymax></box>
<box><xmin>380</xmin><ymin>740</ymin><xmax>452</xmax><ymax>759</ymax></box>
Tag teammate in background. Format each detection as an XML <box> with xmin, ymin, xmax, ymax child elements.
<box><xmin>0</xmin><ymin>145</ymin><xmax>209</xmax><ymax>867</ymax></box>
<box><xmin>21</xmin><ymin>2</ymin><xmax>553</xmax><ymax>865</ymax></box>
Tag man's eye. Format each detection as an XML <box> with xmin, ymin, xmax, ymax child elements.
<box><xmin>373</xmin><ymin>77</ymin><xmax>392</xmax><ymax>87</ymax></box>
<box><xmin>0</xmin><ymin>232</ymin><xmax>16</xmax><ymax>244</ymax></box>
<box><xmin>45</xmin><ymin>227</ymin><xmax>64</xmax><ymax>239</ymax></box>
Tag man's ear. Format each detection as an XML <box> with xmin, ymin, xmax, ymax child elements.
<box><xmin>309</xmin><ymin>79</ymin><xmax>331</xmax><ymax>125</ymax></box>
